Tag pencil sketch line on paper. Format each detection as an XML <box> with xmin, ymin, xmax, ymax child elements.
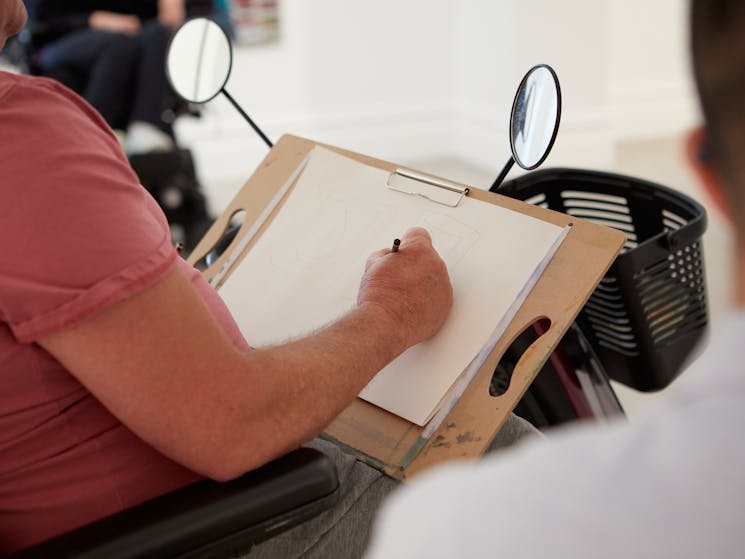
<box><xmin>265</xmin><ymin>204</ymin><xmax>379</xmax><ymax>266</ymax></box>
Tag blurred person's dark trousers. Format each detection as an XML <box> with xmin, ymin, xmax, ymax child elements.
<box><xmin>36</xmin><ymin>20</ymin><xmax>173</xmax><ymax>135</ymax></box>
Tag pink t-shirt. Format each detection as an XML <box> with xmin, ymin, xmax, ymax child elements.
<box><xmin>0</xmin><ymin>72</ymin><xmax>249</xmax><ymax>553</ymax></box>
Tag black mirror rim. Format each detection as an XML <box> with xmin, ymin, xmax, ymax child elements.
<box><xmin>165</xmin><ymin>17</ymin><xmax>234</xmax><ymax>105</ymax></box>
<box><xmin>509</xmin><ymin>63</ymin><xmax>562</xmax><ymax>171</ymax></box>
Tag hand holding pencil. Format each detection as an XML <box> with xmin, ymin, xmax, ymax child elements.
<box><xmin>357</xmin><ymin>228</ymin><xmax>453</xmax><ymax>348</ymax></box>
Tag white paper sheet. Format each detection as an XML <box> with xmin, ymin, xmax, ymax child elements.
<box><xmin>218</xmin><ymin>147</ymin><xmax>566</xmax><ymax>425</ymax></box>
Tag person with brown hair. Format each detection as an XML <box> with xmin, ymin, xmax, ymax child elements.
<box><xmin>365</xmin><ymin>2</ymin><xmax>745</xmax><ymax>557</ymax></box>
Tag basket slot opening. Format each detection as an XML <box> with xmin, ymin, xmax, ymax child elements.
<box><xmin>584</xmin><ymin>306</ymin><xmax>632</xmax><ymax>326</ymax></box>
<box><xmin>638</xmin><ymin>273</ymin><xmax>676</xmax><ymax>296</ymax></box>
<box><xmin>597</xmin><ymin>340</ymin><xmax>640</xmax><ymax>357</ymax></box>
<box><xmin>659</xmin><ymin>311</ymin><xmax>708</xmax><ymax>343</ymax></box>
<box><xmin>565</xmin><ymin>208</ymin><xmax>634</xmax><ymax>224</ymax></box>
<box><xmin>640</xmin><ymin>282</ymin><xmax>693</xmax><ymax>311</ymax></box>
<box><xmin>644</xmin><ymin>257</ymin><xmax>673</xmax><ymax>272</ymax></box>
<box><xmin>662</xmin><ymin>209</ymin><xmax>688</xmax><ymax>226</ymax></box>
<box><xmin>593</xmin><ymin>278</ymin><xmax>623</xmax><ymax>291</ymax></box>
<box><xmin>654</xmin><ymin>327</ymin><xmax>682</xmax><ymax>345</ymax></box>
<box><xmin>558</xmin><ymin>199</ymin><xmax>631</xmax><ymax>214</ymax></box>
<box><xmin>636</xmin><ymin>259</ymin><xmax>676</xmax><ymax>284</ymax></box>
<box><xmin>583</xmin><ymin>304</ymin><xmax>631</xmax><ymax>322</ymax></box>
<box><xmin>583</xmin><ymin>307</ymin><xmax>631</xmax><ymax>325</ymax></box>
<box><xmin>643</xmin><ymin>288</ymin><xmax>692</xmax><ymax>316</ymax></box>
<box><xmin>585</xmin><ymin>297</ymin><xmax>627</xmax><ymax>314</ymax></box>
<box><xmin>647</xmin><ymin>296</ymin><xmax>707</xmax><ymax>345</ymax></box>
<box><xmin>589</xmin><ymin>289</ymin><xmax>623</xmax><ymax>303</ymax></box>
<box><xmin>664</xmin><ymin>219</ymin><xmax>683</xmax><ymax>231</ymax></box>
<box><xmin>651</xmin><ymin>307</ymin><xmax>706</xmax><ymax>344</ymax></box>
<box><xmin>561</xmin><ymin>190</ymin><xmax>628</xmax><ymax>206</ymax></box>
<box><xmin>590</xmin><ymin>320</ymin><xmax>636</xmax><ymax>342</ymax></box>
<box><xmin>594</xmin><ymin>280</ymin><xmax>623</xmax><ymax>291</ymax></box>
<box><xmin>647</xmin><ymin>296</ymin><xmax>691</xmax><ymax>325</ymax></box>
<box><xmin>650</xmin><ymin>312</ymin><xmax>690</xmax><ymax>340</ymax></box>
<box><xmin>584</xmin><ymin>305</ymin><xmax>629</xmax><ymax>322</ymax></box>
<box><xmin>523</xmin><ymin>193</ymin><xmax>547</xmax><ymax>206</ymax></box>
<box><xmin>593</xmin><ymin>330</ymin><xmax>639</xmax><ymax>350</ymax></box>
<box><xmin>637</xmin><ymin>269</ymin><xmax>672</xmax><ymax>290</ymax></box>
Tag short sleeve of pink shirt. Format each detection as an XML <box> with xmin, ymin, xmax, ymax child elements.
<box><xmin>0</xmin><ymin>74</ymin><xmax>175</xmax><ymax>340</ymax></box>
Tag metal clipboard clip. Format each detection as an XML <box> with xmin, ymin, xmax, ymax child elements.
<box><xmin>386</xmin><ymin>168</ymin><xmax>470</xmax><ymax>208</ymax></box>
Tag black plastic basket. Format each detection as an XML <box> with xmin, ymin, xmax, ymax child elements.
<box><xmin>500</xmin><ymin>168</ymin><xmax>708</xmax><ymax>391</ymax></box>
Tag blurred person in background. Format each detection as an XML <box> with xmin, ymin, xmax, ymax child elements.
<box><xmin>30</xmin><ymin>0</ymin><xmax>186</xmax><ymax>154</ymax></box>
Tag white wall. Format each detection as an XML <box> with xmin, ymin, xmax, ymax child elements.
<box><xmin>451</xmin><ymin>1</ymin><xmax>612</xmax><ymax>173</ymax></box>
<box><xmin>175</xmin><ymin>0</ymin><xmax>699</xmax><ymax>213</ymax></box>
<box><xmin>608</xmin><ymin>0</ymin><xmax>700</xmax><ymax>140</ymax></box>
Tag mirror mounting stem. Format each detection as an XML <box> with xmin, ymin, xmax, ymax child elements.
<box><xmin>222</xmin><ymin>89</ymin><xmax>273</xmax><ymax>149</ymax></box>
<box><xmin>490</xmin><ymin>157</ymin><xmax>515</xmax><ymax>192</ymax></box>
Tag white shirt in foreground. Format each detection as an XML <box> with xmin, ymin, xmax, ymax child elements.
<box><xmin>365</xmin><ymin>311</ymin><xmax>745</xmax><ymax>559</ymax></box>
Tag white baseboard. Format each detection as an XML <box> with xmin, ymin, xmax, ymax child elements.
<box><xmin>451</xmin><ymin>103</ymin><xmax>615</xmax><ymax>172</ymax></box>
<box><xmin>181</xmin><ymin>100</ymin><xmax>622</xmax><ymax>213</ymax></box>
<box><xmin>178</xmin><ymin>103</ymin><xmax>455</xmax><ymax>210</ymax></box>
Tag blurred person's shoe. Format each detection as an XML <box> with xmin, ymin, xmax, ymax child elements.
<box><xmin>126</xmin><ymin>121</ymin><xmax>174</xmax><ymax>155</ymax></box>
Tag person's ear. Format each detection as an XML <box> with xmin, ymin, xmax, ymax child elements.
<box><xmin>686</xmin><ymin>126</ymin><xmax>732</xmax><ymax>221</ymax></box>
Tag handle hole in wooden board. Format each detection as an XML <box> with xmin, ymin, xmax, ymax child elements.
<box><xmin>489</xmin><ymin>317</ymin><xmax>551</xmax><ymax>397</ymax></box>
<box><xmin>193</xmin><ymin>209</ymin><xmax>247</xmax><ymax>272</ymax></box>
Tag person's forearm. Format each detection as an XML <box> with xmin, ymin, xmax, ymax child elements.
<box><xmin>87</xmin><ymin>11</ymin><xmax>141</xmax><ymax>34</ymax></box>
<box><xmin>212</xmin><ymin>302</ymin><xmax>406</xmax><ymax>479</ymax></box>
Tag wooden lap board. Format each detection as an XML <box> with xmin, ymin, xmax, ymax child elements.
<box><xmin>189</xmin><ymin>134</ymin><xmax>626</xmax><ymax>480</ymax></box>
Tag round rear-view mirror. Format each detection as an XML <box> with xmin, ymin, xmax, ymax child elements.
<box><xmin>166</xmin><ymin>18</ymin><xmax>233</xmax><ymax>104</ymax></box>
<box><xmin>510</xmin><ymin>64</ymin><xmax>561</xmax><ymax>170</ymax></box>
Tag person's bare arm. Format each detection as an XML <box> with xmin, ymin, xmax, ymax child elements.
<box><xmin>158</xmin><ymin>0</ymin><xmax>185</xmax><ymax>29</ymax></box>
<box><xmin>39</xmin><ymin>228</ymin><xmax>452</xmax><ymax>481</ymax></box>
<box><xmin>88</xmin><ymin>11</ymin><xmax>141</xmax><ymax>34</ymax></box>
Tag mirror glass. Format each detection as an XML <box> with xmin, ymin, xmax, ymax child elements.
<box><xmin>510</xmin><ymin>64</ymin><xmax>561</xmax><ymax>170</ymax></box>
<box><xmin>166</xmin><ymin>18</ymin><xmax>232</xmax><ymax>104</ymax></box>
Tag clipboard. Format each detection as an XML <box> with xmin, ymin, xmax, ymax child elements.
<box><xmin>189</xmin><ymin>134</ymin><xmax>626</xmax><ymax>480</ymax></box>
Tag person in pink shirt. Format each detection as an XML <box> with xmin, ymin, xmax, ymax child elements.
<box><xmin>0</xmin><ymin>2</ymin><xmax>538</xmax><ymax>555</ymax></box>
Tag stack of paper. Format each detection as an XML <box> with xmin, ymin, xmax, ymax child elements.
<box><xmin>218</xmin><ymin>147</ymin><xmax>568</xmax><ymax>426</ymax></box>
